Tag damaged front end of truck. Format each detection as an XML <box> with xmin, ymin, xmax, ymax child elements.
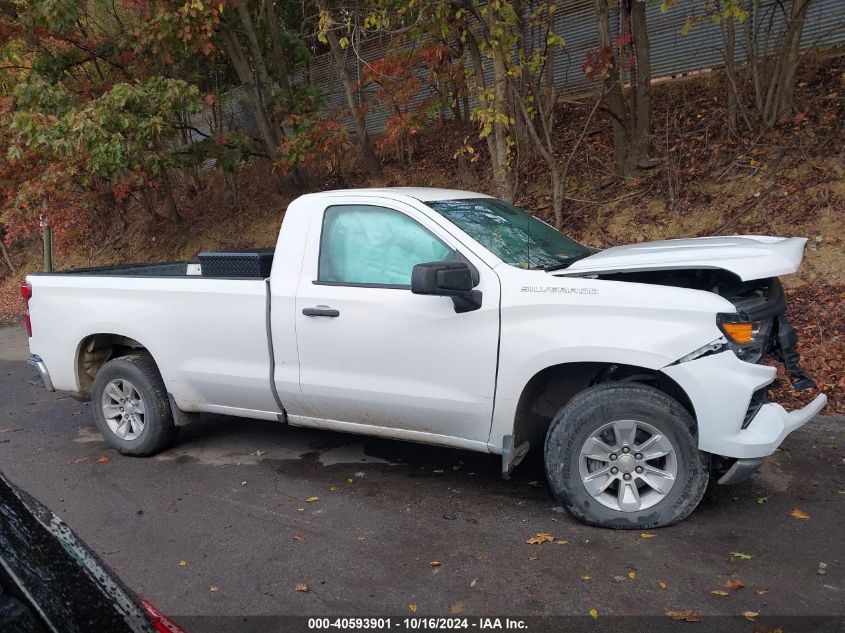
<box><xmin>552</xmin><ymin>235</ymin><xmax>827</xmax><ymax>485</ymax></box>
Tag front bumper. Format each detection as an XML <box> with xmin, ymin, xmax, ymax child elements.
<box><xmin>27</xmin><ymin>354</ymin><xmax>54</xmax><ymax>392</ymax></box>
<box><xmin>661</xmin><ymin>350</ymin><xmax>827</xmax><ymax>459</ymax></box>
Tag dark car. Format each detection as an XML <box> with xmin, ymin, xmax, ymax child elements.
<box><xmin>0</xmin><ymin>470</ymin><xmax>185</xmax><ymax>633</ymax></box>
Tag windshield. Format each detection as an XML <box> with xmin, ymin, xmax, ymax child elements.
<box><xmin>426</xmin><ymin>198</ymin><xmax>594</xmax><ymax>269</ymax></box>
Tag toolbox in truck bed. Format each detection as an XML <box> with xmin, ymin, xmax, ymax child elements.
<box><xmin>197</xmin><ymin>249</ymin><xmax>275</xmax><ymax>278</ymax></box>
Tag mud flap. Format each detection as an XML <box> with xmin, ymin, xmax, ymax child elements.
<box><xmin>501</xmin><ymin>435</ymin><xmax>530</xmax><ymax>480</ymax></box>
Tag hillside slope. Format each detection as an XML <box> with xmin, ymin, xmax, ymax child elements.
<box><xmin>2</xmin><ymin>57</ymin><xmax>843</xmax><ymax>411</ymax></box>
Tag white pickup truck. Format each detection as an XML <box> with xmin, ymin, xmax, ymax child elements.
<box><xmin>23</xmin><ymin>188</ymin><xmax>826</xmax><ymax>528</ymax></box>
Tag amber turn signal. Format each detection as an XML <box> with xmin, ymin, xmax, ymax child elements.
<box><xmin>721</xmin><ymin>321</ymin><xmax>754</xmax><ymax>344</ymax></box>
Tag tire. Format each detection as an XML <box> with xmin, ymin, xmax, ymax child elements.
<box><xmin>91</xmin><ymin>352</ymin><xmax>176</xmax><ymax>456</ymax></box>
<box><xmin>544</xmin><ymin>382</ymin><xmax>709</xmax><ymax>529</ymax></box>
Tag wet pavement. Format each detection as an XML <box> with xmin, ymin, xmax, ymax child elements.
<box><xmin>0</xmin><ymin>326</ymin><xmax>843</xmax><ymax>628</ymax></box>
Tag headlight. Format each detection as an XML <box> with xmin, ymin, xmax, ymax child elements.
<box><xmin>717</xmin><ymin>314</ymin><xmax>774</xmax><ymax>363</ymax></box>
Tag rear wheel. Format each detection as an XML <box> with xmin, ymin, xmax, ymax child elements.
<box><xmin>92</xmin><ymin>352</ymin><xmax>176</xmax><ymax>456</ymax></box>
<box><xmin>544</xmin><ymin>382</ymin><xmax>708</xmax><ymax>529</ymax></box>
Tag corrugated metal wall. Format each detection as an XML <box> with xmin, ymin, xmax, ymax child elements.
<box><xmin>186</xmin><ymin>0</ymin><xmax>845</xmax><ymax>141</ymax></box>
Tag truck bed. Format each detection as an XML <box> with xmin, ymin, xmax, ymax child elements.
<box><xmin>43</xmin><ymin>248</ymin><xmax>275</xmax><ymax>279</ymax></box>
<box><xmin>53</xmin><ymin>261</ymin><xmax>196</xmax><ymax>277</ymax></box>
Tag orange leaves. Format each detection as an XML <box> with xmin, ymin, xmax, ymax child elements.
<box><xmin>666</xmin><ymin>610</ymin><xmax>701</xmax><ymax>622</ymax></box>
<box><xmin>789</xmin><ymin>508</ymin><xmax>810</xmax><ymax>520</ymax></box>
<box><xmin>582</xmin><ymin>47</ymin><xmax>614</xmax><ymax>81</ymax></box>
<box><xmin>526</xmin><ymin>532</ymin><xmax>567</xmax><ymax>545</ymax></box>
<box><xmin>526</xmin><ymin>532</ymin><xmax>555</xmax><ymax>545</ymax></box>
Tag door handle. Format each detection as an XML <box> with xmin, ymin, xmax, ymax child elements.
<box><xmin>302</xmin><ymin>306</ymin><xmax>340</xmax><ymax>317</ymax></box>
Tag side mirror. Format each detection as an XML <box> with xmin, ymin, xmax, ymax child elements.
<box><xmin>412</xmin><ymin>261</ymin><xmax>482</xmax><ymax>313</ymax></box>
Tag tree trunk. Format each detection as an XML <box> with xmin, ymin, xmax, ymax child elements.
<box><xmin>762</xmin><ymin>0</ymin><xmax>810</xmax><ymax>127</ymax></box>
<box><xmin>463</xmin><ymin>27</ymin><xmax>512</xmax><ymax>201</ymax></box>
<box><xmin>631</xmin><ymin>0</ymin><xmax>651</xmax><ymax>164</ymax></box>
<box><xmin>263</xmin><ymin>0</ymin><xmax>293</xmax><ymax>100</ymax></box>
<box><xmin>0</xmin><ymin>232</ymin><xmax>16</xmax><ymax>273</ymax></box>
<box><xmin>160</xmin><ymin>171</ymin><xmax>181</xmax><ymax>222</ymax></box>
<box><xmin>725</xmin><ymin>14</ymin><xmax>737</xmax><ymax>134</ymax></box>
<box><xmin>317</xmin><ymin>3</ymin><xmax>382</xmax><ymax>179</ymax></box>
<box><xmin>596</xmin><ymin>0</ymin><xmax>628</xmax><ymax>178</ymax></box>
<box><xmin>491</xmin><ymin>51</ymin><xmax>515</xmax><ymax>202</ymax></box>
<box><xmin>220</xmin><ymin>24</ymin><xmax>280</xmax><ymax>155</ymax></box>
<box><xmin>236</xmin><ymin>2</ymin><xmax>273</xmax><ymax>91</ymax></box>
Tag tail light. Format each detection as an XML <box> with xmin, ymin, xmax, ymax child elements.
<box><xmin>20</xmin><ymin>283</ymin><xmax>32</xmax><ymax>337</ymax></box>
<box><xmin>142</xmin><ymin>599</ymin><xmax>187</xmax><ymax>633</ymax></box>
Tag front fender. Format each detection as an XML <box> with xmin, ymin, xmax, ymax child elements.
<box><xmin>487</xmin><ymin>271</ymin><xmax>734</xmax><ymax>453</ymax></box>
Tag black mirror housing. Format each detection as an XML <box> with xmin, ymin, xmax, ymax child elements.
<box><xmin>412</xmin><ymin>261</ymin><xmax>482</xmax><ymax>313</ymax></box>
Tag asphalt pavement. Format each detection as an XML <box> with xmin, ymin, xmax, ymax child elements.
<box><xmin>0</xmin><ymin>325</ymin><xmax>842</xmax><ymax>630</ymax></box>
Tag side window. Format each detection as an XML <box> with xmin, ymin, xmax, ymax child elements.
<box><xmin>318</xmin><ymin>205</ymin><xmax>454</xmax><ymax>287</ymax></box>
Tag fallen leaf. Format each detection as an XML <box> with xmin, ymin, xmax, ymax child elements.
<box><xmin>346</xmin><ymin>478</ymin><xmax>353</xmax><ymax>484</ymax></box>
<box><xmin>294</xmin><ymin>583</ymin><xmax>309</xmax><ymax>593</ymax></box>
<box><xmin>731</xmin><ymin>551</ymin><xmax>754</xmax><ymax>560</ymax></box>
<box><xmin>581</xmin><ymin>576</ymin><xmax>591</xmax><ymax>581</ymax></box>
<box><xmin>741</xmin><ymin>610</ymin><xmax>759</xmax><ymax>622</ymax></box>
<box><xmin>528</xmin><ymin>555</ymin><xmax>539</xmax><ymax>561</ymax></box>
<box><xmin>640</xmin><ymin>532</ymin><xmax>657</xmax><ymax>538</ymax></box>
<box><xmin>666</xmin><ymin>610</ymin><xmax>701</xmax><ymax>622</ymax></box>
<box><xmin>95</xmin><ymin>454</ymin><xmax>111</xmax><ymax>464</ymax></box>
<box><xmin>589</xmin><ymin>608</ymin><xmax>598</xmax><ymax>620</ymax></box>
<box><xmin>789</xmin><ymin>508</ymin><xmax>810</xmax><ymax>520</ymax></box>
<box><xmin>553</xmin><ymin>538</ymin><xmax>568</xmax><ymax>544</ymax></box>
<box><xmin>0</xmin><ymin>428</ymin><xmax>9</xmax><ymax>433</ymax></box>
<box><xmin>178</xmin><ymin>560</ymin><xmax>187</xmax><ymax>567</ymax></box>
<box><xmin>470</xmin><ymin>578</ymin><xmax>478</xmax><ymax>588</ymax></box>
<box><xmin>329</xmin><ymin>486</ymin><xmax>337</xmax><ymax>491</ymax></box>
<box><xmin>659</xmin><ymin>582</ymin><xmax>668</xmax><ymax>590</ymax></box>
<box><xmin>756</xmin><ymin>496</ymin><xmax>768</xmax><ymax>505</ymax></box>
<box><xmin>709</xmin><ymin>590</ymin><xmax>729</xmax><ymax>597</ymax></box>
<box><xmin>305</xmin><ymin>496</ymin><xmax>319</xmax><ymax>503</ymax></box>
<box><xmin>292</xmin><ymin>535</ymin><xmax>306</xmax><ymax>542</ymax></box>
<box><xmin>408</xmin><ymin>603</ymin><xmax>417</xmax><ymax>614</ymax></box>
<box><xmin>429</xmin><ymin>561</ymin><xmax>442</xmax><ymax>568</ymax></box>
<box><xmin>628</xmin><ymin>571</ymin><xmax>636</xmax><ymax>580</ymax></box>
<box><xmin>526</xmin><ymin>532</ymin><xmax>555</xmax><ymax>545</ymax></box>
<box><xmin>209</xmin><ymin>585</ymin><xmax>218</xmax><ymax>593</ymax></box>
<box><xmin>450</xmin><ymin>601</ymin><xmax>465</xmax><ymax>615</ymax></box>
<box><xmin>724</xmin><ymin>578</ymin><xmax>745</xmax><ymax>590</ymax></box>
<box><xmin>756</xmin><ymin>588</ymin><xmax>769</xmax><ymax>595</ymax></box>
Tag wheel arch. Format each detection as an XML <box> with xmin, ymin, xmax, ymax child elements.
<box><xmin>509</xmin><ymin>361</ymin><xmax>697</xmax><ymax>458</ymax></box>
<box><xmin>75</xmin><ymin>333</ymin><xmax>151</xmax><ymax>398</ymax></box>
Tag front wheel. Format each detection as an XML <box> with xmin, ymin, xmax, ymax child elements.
<box><xmin>544</xmin><ymin>382</ymin><xmax>708</xmax><ymax>529</ymax></box>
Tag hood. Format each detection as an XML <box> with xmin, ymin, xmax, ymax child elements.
<box><xmin>556</xmin><ymin>235</ymin><xmax>807</xmax><ymax>281</ymax></box>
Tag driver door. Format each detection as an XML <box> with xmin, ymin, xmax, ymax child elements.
<box><xmin>293</xmin><ymin>198</ymin><xmax>500</xmax><ymax>445</ymax></box>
